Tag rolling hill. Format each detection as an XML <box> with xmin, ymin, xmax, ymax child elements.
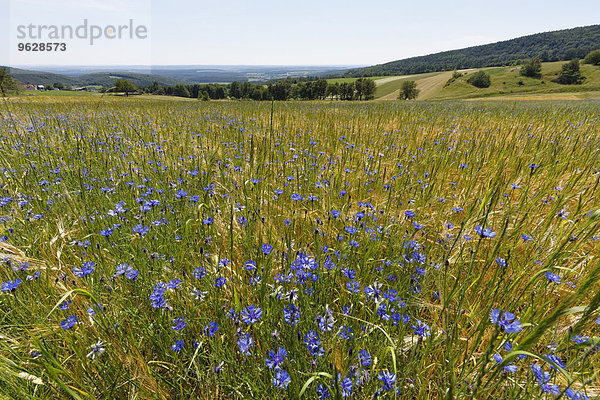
<box><xmin>344</xmin><ymin>25</ymin><xmax>600</xmax><ymax>77</ymax></box>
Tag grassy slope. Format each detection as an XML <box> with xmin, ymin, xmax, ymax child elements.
<box><xmin>428</xmin><ymin>61</ymin><xmax>600</xmax><ymax>100</ymax></box>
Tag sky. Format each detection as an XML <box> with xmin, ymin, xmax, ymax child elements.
<box><xmin>2</xmin><ymin>0</ymin><xmax>600</xmax><ymax>67</ymax></box>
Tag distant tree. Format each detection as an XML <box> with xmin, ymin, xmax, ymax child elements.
<box><xmin>467</xmin><ymin>71</ymin><xmax>491</xmax><ymax>88</ymax></box>
<box><xmin>520</xmin><ymin>57</ymin><xmax>542</xmax><ymax>78</ymax></box>
<box><xmin>197</xmin><ymin>90</ymin><xmax>210</xmax><ymax>101</ymax></box>
<box><xmin>148</xmin><ymin>81</ymin><xmax>160</xmax><ymax>94</ymax></box>
<box><xmin>583</xmin><ymin>49</ymin><xmax>600</xmax><ymax>65</ymax></box>
<box><xmin>53</xmin><ymin>82</ymin><xmax>65</xmax><ymax>90</ymax></box>
<box><xmin>326</xmin><ymin>83</ymin><xmax>339</xmax><ymax>100</ymax></box>
<box><xmin>355</xmin><ymin>78</ymin><xmax>376</xmax><ymax>100</ymax></box>
<box><xmin>114</xmin><ymin>79</ymin><xmax>136</xmax><ymax>96</ymax></box>
<box><xmin>313</xmin><ymin>79</ymin><xmax>328</xmax><ymax>100</ymax></box>
<box><xmin>399</xmin><ymin>80</ymin><xmax>419</xmax><ymax>100</ymax></box>
<box><xmin>229</xmin><ymin>81</ymin><xmax>242</xmax><ymax>99</ymax></box>
<box><xmin>268</xmin><ymin>81</ymin><xmax>291</xmax><ymax>101</ymax></box>
<box><xmin>557</xmin><ymin>59</ymin><xmax>584</xmax><ymax>84</ymax></box>
<box><xmin>0</xmin><ymin>68</ymin><xmax>22</xmax><ymax>96</ymax></box>
<box><xmin>172</xmin><ymin>84</ymin><xmax>190</xmax><ymax>97</ymax></box>
<box><xmin>339</xmin><ymin>82</ymin><xmax>355</xmax><ymax>100</ymax></box>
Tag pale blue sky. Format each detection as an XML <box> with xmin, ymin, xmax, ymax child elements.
<box><xmin>2</xmin><ymin>0</ymin><xmax>600</xmax><ymax>66</ymax></box>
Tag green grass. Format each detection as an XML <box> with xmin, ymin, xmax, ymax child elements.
<box><xmin>0</xmin><ymin>98</ymin><xmax>598</xmax><ymax>399</ymax></box>
<box><xmin>431</xmin><ymin>62</ymin><xmax>600</xmax><ymax>100</ymax></box>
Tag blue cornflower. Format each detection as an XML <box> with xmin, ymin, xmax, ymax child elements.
<box><xmin>493</xmin><ymin>354</ymin><xmax>518</xmax><ymax>372</ymax></box>
<box><xmin>405</xmin><ymin>210</ymin><xmax>416</xmax><ymax>218</ymax></box>
<box><xmin>490</xmin><ymin>309</ymin><xmax>523</xmax><ymax>333</ymax></box>
<box><xmin>100</xmin><ymin>228</ymin><xmax>113</xmax><ymax>237</ymax></box>
<box><xmin>545</xmin><ymin>271</ymin><xmax>561</xmax><ymax>284</ymax></box>
<box><xmin>266</xmin><ymin>347</ymin><xmax>287</xmax><ymax>370</ymax></box>
<box><xmin>345</xmin><ymin>226</ymin><xmax>358</xmax><ymax>235</ymax></box>
<box><xmin>358</xmin><ymin>349</ymin><xmax>371</xmax><ymax>367</ymax></box>
<box><xmin>203</xmin><ymin>217</ymin><xmax>214</xmax><ymax>225</ymax></box>
<box><xmin>304</xmin><ymin>331</ymin><xmax>324</xmax><ymax>357</ymax></box>
<box><xmin>521</xmin><ymin>234</ymin><xmax>532</xmax><ymax>242</ymax></box>
<box><xmin>205</xmin><ymin>322</ymin><xmax>219</xmax><ymax>336</ymax></box>
<box><xmin>377</xmin><ymin>370</ymin><xmax>397</xmax><ymax>392</ymax></box>
<box><xmin>291</xmin><ymin>193</ymin><xmax>303</xmax><ymax>201</ymax></box>
<box><xmin>60</xmin><ymin>316</ymin><xmax>77</xmax><ymax>330</ymax></box>
<box><xmin>411</xmin><ymin>320</ymin><xmax>431</xmax><ymax>337</ymax></box>
<box><xmin>545</xmin><ymin>354</ymin><xmax>566</xmax><ymax>370</ymax></box>
<box><xmin>132</xmin><ymin>224</ymin><xmax>149</xmax><ymax>237</ymax></box>
<box><xmin>566</xmin><ymin>388</ymin><xmax>590</xmax><ymax>399</ymax></box>
<box><xmin>495</xmin><ymin>257</ymin><xmax>507</xmax><ymax>267</ymax></box>
<box><xmin>262</xmin><ymin>244</ymin><xmax>273</xmax><ymax>255</ymax></box>
<box><xmin>188</xmin><ymin>268</ymin><xmax>206</xmax><ymax>281</ymax></box>
<box><xmin>331</xmin><ymin>210</ymin><xmax>341</xmax><ymax>218</ymax></box>
<box><xmin>237</xmin><ymin>334</ymin><xmax>253</xmax><ymax>356</ymax></box>
<box><xmin>315</xmin><ymin>305</ymin><xmax>335</xmax><ymax>332</ymax></box>
<box><xmin>340</xmin><ymin>374</ymin><xmax>353</xmax><ymax>397</ymax></box>
<box><xmin>171</xmin><ymin>340</ymin><xmax>184</xmax><ymax>352</ymax></box>
<box><xmin>412</xmin><ymin>221</ymin><xmax>423</xmax><ymax>230</ymax></box>
<box><xmin>59</xmin><ymin>300</ymin><xmax>71</xmax><ymax>310</ymax></box>
<box><xmin>475</xmin><ymin>225</ymin><xmax>496</xmax><ymax>238</ymax></box>
<box><xmin>12</xmin><ymin>262</ymin><xmax>29</xmax><ymax>271</ymax></box>
<box><xmin>283</xmin><ymin>304</ymin><xmax>300</xmax><ymax>326</ymax></box>
<box><xmin>272</xmin><ymin>369</ymin><xmax>291</xmax><ymax>389</ymax></box>
<box><xmin>364</xmin><ymin>281</ymin><xmax>383</xmax><ymax>303</ymax></box>
<box><xmin>338</xmin><ymin>325</ymin><xmax>353</xmax><ymax>340</ymax></box>
<box><xmin>168</xmin><ymin>279</ymin><xmax>181</xmax><ymax>289</ymax></box>
<box><xmin>346</xmin><ymin>280</ymin><xmax>360</xmax><ymax>294</ymax></box>
<box><xmin>73</xmin><ymin>262</ymin><xmax>95</xmax><ymax>278</ymax></box>
<box><xmin>215</xmin><ymin>277</ymin><xmax>226</xmax><ymax>287</ymax></box>
<box><xmin>316</xmin><ymin>384</ymin><xmax>330</xmax><ymax>399</ymax></box>
<box><xmin>241</xmin><ymin>305</ymin><xmax>263</xmax><ymax>325</ymax></box>
<box><xmin>174</xmin><ymin>189</ymin><xmax>188</xmax><ymax>199</ymax></box>
<box><xmin>1</xmin><ymin>278</ymin><xmax>22</xmax><ymax>292</ymax></box>
<box><xmin>244</xmin><ymin>260</ymin><xmax>256</xmax><ymax>271</ymax></box>
<box><xmin>172</xmin><ymin>317</ymin><xmax>187</xmax><ymax>331</ymax></box>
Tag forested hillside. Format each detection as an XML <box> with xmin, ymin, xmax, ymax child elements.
<box><xmin>345</xmin><ymin>25</ymin><xmax>600</xmax><ymax>77</ymax></box>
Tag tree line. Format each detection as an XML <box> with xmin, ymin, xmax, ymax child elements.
<box><xmin>115</xmin><ymin>77</ymin><xmax>376</xmax><ymax>101</ymax></box>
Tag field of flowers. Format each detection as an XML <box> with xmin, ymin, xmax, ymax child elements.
<box><xmin>0</xmin><ymin>99</ymin><xmax>599</xmax><ymax>399</ymax></box>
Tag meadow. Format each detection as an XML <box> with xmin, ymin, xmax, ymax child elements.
<box><xmin>0</xmin><ymin>98</ymin><xmax>599</xmax><ymax>399</ymax></box>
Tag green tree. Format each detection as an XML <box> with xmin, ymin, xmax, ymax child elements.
<box><xmin>53</xmin><ymin>82</ymin><xmax>65</xmax><ymax>90</ymax></box>
<box><xmin>326</xmin><ymin>83</ymin><xmax>339</xmax><ymax>100</ymax></box>
<box><xmin>583</xmin><ymin>49</ymin><xmax>600</xmax><ymax>65</ymax></box>
<box><xmin>114</xmin><ymin>79</ymin><xmax>136</xmax><ymax>96</ymax></box>
<box><xmin>229</xmin><ymin>81</ymin><xmax>242</xmax><ymax>99</ymax></box>
<box><xmin>520</xmin><ymin>57</ymin><xmax>542</xmax><ymax>78</ymax></box>
<box><xmin>172</xmin><ymin>84</ymin><xmax>190</xmax><ymax>98</ymax></box>
<box><xmin>0</xmin><ymin>68</ymin><xmax>22</xmax><ymax>96</ymax></box>
<box><xmin>467</xmin><ymin>71</ymin><xmax>491</xmax><ymax>88</ymax></box>
<box><xmin>268</xmin><ymin>81</ymin><xmax>291</xmax><ymax>101</ymax></box>
<box><xmin>557</xmin><ymin>59</ymin><xmax>584</xmax><ymax>84</ymax></box>
<box><xmin>398</xmin><ymin>80</ymin><xmax>419</xmax><ymax>100</ymax></box>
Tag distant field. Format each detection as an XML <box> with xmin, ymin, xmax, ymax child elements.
<box><xmin>325</xmin><ymin>76</ymin><xmax>389</xmax><ymax>84</ymax></box>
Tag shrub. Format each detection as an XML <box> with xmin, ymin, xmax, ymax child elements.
<box><xmin>520</xmin><ymin>58</ymin><xmax>542</xmax><ymax>78</ymax></box>
<box><xmin>557</xmin><ymin>59</ymin><xmax>584</xmax><ymax>84</ymax></box>
<box><xmin>467</xmin><ymin>71</ymin><xmax>491</xmax><ymax>88</ymax></box>
<box><xmin>583</xmin><ymin>49</ymin><xmax>600</xmax><ymax>65</ymax></box>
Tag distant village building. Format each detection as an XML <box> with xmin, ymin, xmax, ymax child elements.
<box><xmin>23</xmin><ymin>84</ymin><xmax>38</xmax><ymax>90</ymax></box>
